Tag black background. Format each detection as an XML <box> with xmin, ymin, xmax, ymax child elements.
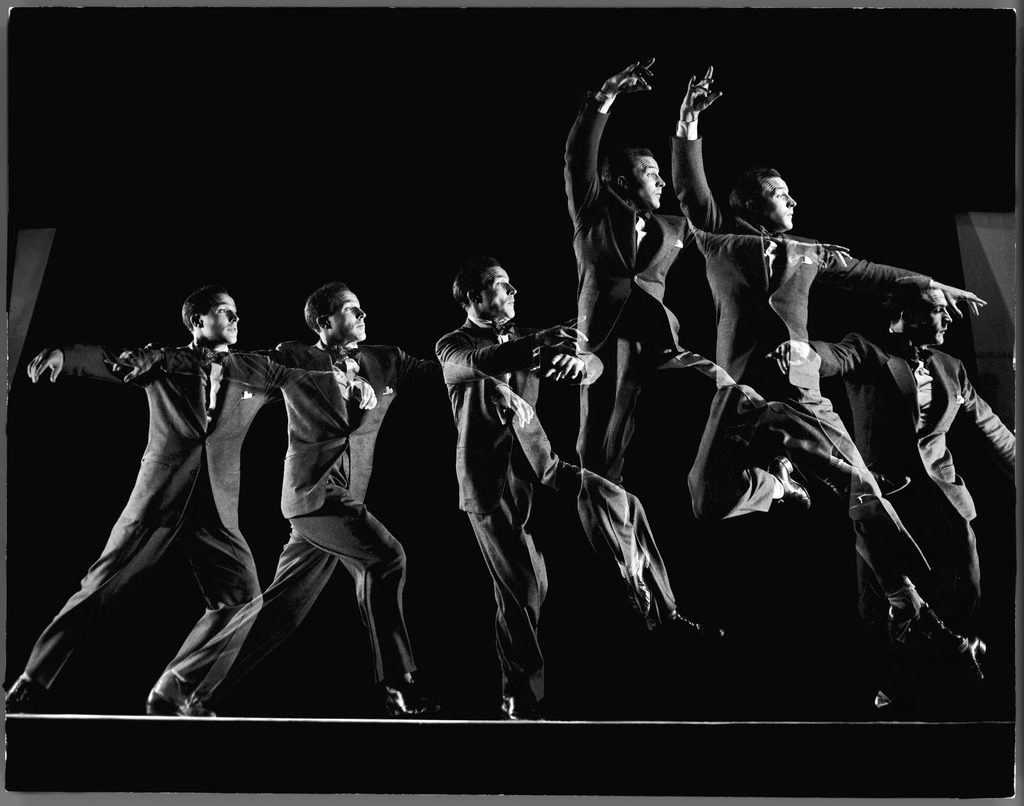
<box><xmin>5</xmin><ymin>6</ymin><xmax>1016</xmax><ymax>735</ymax></box>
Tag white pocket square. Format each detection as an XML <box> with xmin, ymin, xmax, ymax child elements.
<box><xmin>241</xmin><ymin>390</ymin><xmax>255</xmax><ymax>400</ymax></box>
<box><xmin>383</xmin><ymin>386</ymin><xmax>395</xmax><ymax>396</ymax></box>
<box><xmin>674</xmin><ymin>239</ymin><xmax>685</xmax><ymax>249</ymax></box>
<box><xmin>955</xmin><ymin>394</ymin><xmax>965</xmax><ymax>405</ymax></box>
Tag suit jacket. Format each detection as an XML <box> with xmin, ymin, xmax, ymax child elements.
<box><xmin>813</xmin><ymin>332</ymin><xmax>1016</xmax><ymax>521</ymax></box>
<box><xmin>671</xmin><ymin>137</ymin><xmax>932</xmax><ymax>388</ymax></box>
<box><xmin>435</xmin><ymin>321</ymin><xmax>572</xmax><ymax>515</ymax></box>
<box><xmin>565</xmin><ymin>93</ymin><xmax>692</xmax><ymax>352</ymax></box>
<box><xmin>269</xmin><ymin>341</ymin><xmax>437</xmax><ymax>515</ymax></box>
<box><xmin>62</xmin><ymin>343</ymin><xmax>294</xmax><ymax>529</ymax></box>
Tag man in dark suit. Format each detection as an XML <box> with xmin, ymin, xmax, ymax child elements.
<box><xmin>5</xmin><ymin>285</ymin><xmax>305</xmax><ymax>715</ymax></box>
<box><xmin>436</xmin><ymin>256</ymin><xmax>721</xmax><ymax>721</ymax></box>
<box><xmin>788</xmin><ymin>291</ymin><xmax>1014</xmax><ymax>649</ymax></box>
<box><xmin>671</xmin><ymin>67</ymin><xmax>988</xmax><ymax>673</ymax></box>
<box><xmin>144</xmin><ymin>281</ymin><xmax>442</xmax><ymax>717</ymax></box>
<box><xmin>565</xmin><ymin>59</ymin><xmax>730</xmax><ymax>487</ymax></box>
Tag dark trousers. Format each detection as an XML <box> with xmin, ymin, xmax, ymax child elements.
<box><xmin>466</xmin><ymin>447</ymin><xmax>684</xmax><ymax>705</ymax></box>
<box><xmin>857</xmin><ymin>487</ymin><xmax>981</xmax><ymax>637</ymax></box>
<box><xmin>467</xmin><ymin>449</ymin><xmax>547</xmax><ymax>705</ymax></box>
<box><xmin>173</xmin><ymin>483</ymin><xmax>416</xmax><ymax>703</ymax></box>
<box><xmin>578</xmin><ymin>335</ymin><xmax>734</xmax><ymax>487</ymax></box>
<box><xmin>22</xmin><ymin>478</ymin><xmax>260</xmax><ymax>692</ymax></box>
<box><xmin>688</xmin><ymin>381</ymin><xmax>929</xmax><ymax>592</ymax></box>
<box><xmin>573</xmin><ymin>466</ymin><xmax>678</xmax><ymax>624</ymax></box>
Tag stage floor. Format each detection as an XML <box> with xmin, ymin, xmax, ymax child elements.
<box><xmin>4</xmin><ymin>713</ymin><xmax>1015</xmax><ymax>796</ymax></box>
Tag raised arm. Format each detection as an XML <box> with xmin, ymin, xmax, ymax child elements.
<box><xmin>565</xmin><ymin>59</ymin><xmax>655</xmax><ymax>222</ymax></box>
<box><xmin>671</xmin><ymin>66</ymin><xmax>725</xmax><ymax>232</ymax></box>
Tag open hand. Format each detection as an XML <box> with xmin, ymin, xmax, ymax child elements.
<box><xmin>351</xmin><ymin>377</ymin><xmax>378</xmax><ymax>410</ymax></box>
<box><xmin>766</xmin><ymin>339</ymin><xmax>813</xmax><ymax>376</ymax></box>
<box><xmin>601</xmin><ymin>58</ymin><xmax>656</xmax><ymax>97</ymax></box>
<box><xmin>930</xmin><ymin>282</ymin><xmax>987</xmax><ymax>318</ymax></box>
<box><xmin>680</xmin><ymin>65</ymin><xmax>723</xmax><ymax>121</ymax></box>
<box><xmin>117</xmin><ymin>345</ymin><xmax>166</xmax><ymax>382</ymax></box>
<box><xmin>543</xmin><ymin>351</ymin><xmax>586</xmax><ymax>382</ymax></box>
<box><xmin>494</xmin><ymin>384</ymin><xmax>535</xmax><ymax>428</ymax></box>
<box><xmin>26</xmin><ymin>348</ymin><xmax>64</xmax><ymax>383</ymax></box>
<box><xmin>534</xmin><ymin>319</ymin><xmax>587</xmax><ymax>350</ymax></box>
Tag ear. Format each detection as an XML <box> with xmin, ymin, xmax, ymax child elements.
<box><xmin>615</xmin><ymin>175</ymin><xmax>630</xmax><ymax>195</ymax></box>
<box><xmin>189</xmin><ymin>313</ymin><xmax>204</xmax><ymax>329</ymax></box>
<box><xmin>316</xmin><ymin>315</ymin><xmax>331</xmax><ymax>331</ymax></box>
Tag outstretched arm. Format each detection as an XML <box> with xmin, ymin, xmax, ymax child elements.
<box><xmin>436</xmin><ymin>324</ymin><xmax>586</xmax><ymax>380</ymax></box>
<box><xmin>816</xmin><ymin>253</ymin><xmax>986</xmax><ymax>319</ymax></box>
<box><xmin>28</xmin><ymin>343</ymin><xmax>169</xmax><ymax>385</ymax></box>
<box><xmin>671</xmin><ymin>66</ymin><xmax>725</xmax><ymax>232</ymax></box>
<box><xmin>565</xmin><ymin>59</ymin><xmax>655</xmax><ymax>221</ymax></box>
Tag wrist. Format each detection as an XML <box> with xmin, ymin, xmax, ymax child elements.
<box><xmin>676</xmin><ymin>118</ymin><xmax>699</xmax><ymax>140</ymax></box>
<box><xmin>595</xmin><ymin>89</ymin><xmax>616</xmax><ymax>113</ymax></box>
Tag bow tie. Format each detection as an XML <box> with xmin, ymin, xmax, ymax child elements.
<box><xmin>887</xmin><ymin>334</ymin><xmax>930</xmax><ymax>363</ymax></box>
<box><xmin>323</xmin><ymin>343</ymin><xmax>360</xmax><ymax>362</ymax></box>
<box><xmin>493</xmin><ymin>319</ymin><xmax>516</xmax><ymax>337</ymax></box>
<box><xmin>197</xmin><ymin>348</ymin><xmax>229</xmax><ymax>366</ymax></box>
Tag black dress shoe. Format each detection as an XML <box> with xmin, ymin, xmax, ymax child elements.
<box><xmin>146</xmin><ymin>674</ymin><xmax>216</xmax><ymax>717</ymax></box>
<box><xmin>383</xmin><ymin>677</ymin><xmax>441</xmax><ymax>717</ymax></box>
<box><xmin>663</xmin><ymin>610</ymin><xmax>725</xmax><ymax>641</ymax></box>
<box><xmin>500</xmin><ymin>695</ymin><xmax>543</xmax><ymax>721</ymax></box>
<box><xmin>5</xmin><ymin>674</ymin><xmax>46</xmax><ymax>714</ymax></box>
<box><xmin>891</xmin><ymin>606</ymin><xmax>983</xmax><ymax>683</ymax></box>
<box><xmin>146</xmin><ymin>690</ymin><xmax>216</xmax><ymax>717</ymax></box>
<box><xmin>768</xmin><ymin>456</ymin><xmax>811</xmax><ymax>510</ymax></box>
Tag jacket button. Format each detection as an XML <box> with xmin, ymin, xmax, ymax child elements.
<box><xmin>190</xmin><ymin>470</ymin><xmax>198</xmax><ymax>477</ymax></box>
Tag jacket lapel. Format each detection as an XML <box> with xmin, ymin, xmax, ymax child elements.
<box><xmin>636</xmin><ymin>214</ymin><xmax>666</xmax><ymax>269</ymax></box>
<box><xmin>307</xmin><ymin>344</ymin><xmax>351</xmax><ymax>428</ymax></box>
<box><xmin>885</xmin><ymin>356</ymin><xmax>921</xmax><ymax>431</ymax></box>
<box><xmin>208</xmin><ymin>356</ymin><xmax>242</xmax><ymax>432</ymax></box>
<box><xmin>169</xmin><ymin>344</ymin><xmax>211</xmax><ymax>432</ymax></box>
<box><xmin>606</xmin><ymin>188</ymin><xmax>640</xmax><ymax>268</ymax></box>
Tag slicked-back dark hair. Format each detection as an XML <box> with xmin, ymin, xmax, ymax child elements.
<box><xmin>181</xmin><ymin>284</ymin><xmax>231</xmax><ymax>331</ymax></box>
<box><xmin>304</xmin><ymin>281</ymin><xmax>355</xmax><ymax>332</ymax></box>
<box><xmin>452</xmin><ymin>255</ymin><xmax>503</xmax><ymax>309</ymax></box>
<box><xmin>728</xmin><ymin>167</ymin><xmax>782</xmax><ymax>219</ymax></box>
<box><xmin>600</xmin><ymin>147</ymin><xmax>655</xmax><ymax>188</ymax></box>
<box><xmin>879</xmin><ymin>292</ymin><xmax>941</xmax><ymax>326</ymax></box>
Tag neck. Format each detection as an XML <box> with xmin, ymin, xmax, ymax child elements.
<box><xmin>320</xmin><ymin>336</ymin><xmax>359</xmax><ymax>351</ymax></box>
<box><xmin>193</xmin><ymin>338</ymin><xmax>229</xmax><ymax>353</ymax></box>
<box><xmin>467</xmin><ymin>311</ymin><xmax>507</xmax><ymax>330</ymax></box>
